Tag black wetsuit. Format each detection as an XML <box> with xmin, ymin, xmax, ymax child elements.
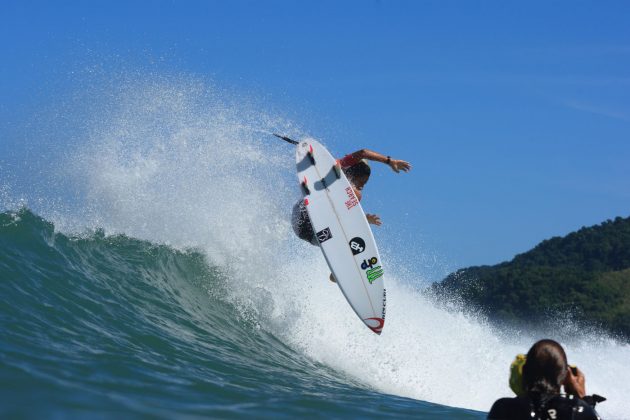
<box><xmin>488</xmin><ymin>394</ymin><xmax>600</xmax><ymax>420</ymax></box>
<box><xmin>291</xmin><ymin>200</ymin><xmax>317</xmax><ymax>245</ymax></box>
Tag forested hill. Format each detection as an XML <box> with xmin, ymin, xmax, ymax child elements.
<box><xmin>433</xmin><ymin>216</ymin><xmax>630</xmax><ymax>339</ymax></box>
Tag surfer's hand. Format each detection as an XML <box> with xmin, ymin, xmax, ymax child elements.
<box><xmin>366</xmin><ymin>214</ymin><xmax>382</xmax><ymax>226</ymax></box>
<box><xmin>389</xmin><ymin>159</ymin><xmax>411</xmax><ymax>173</ymax></box>
<box><xmin>564</xmin><ymin>366</ymin><xmax>587</xmax><ymax>399</ymax></box>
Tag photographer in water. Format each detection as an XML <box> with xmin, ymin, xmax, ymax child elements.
<box><xmin>488</xmin><ymin>339</ymin><xmax>603</xmax><ymax>420</ymax></box>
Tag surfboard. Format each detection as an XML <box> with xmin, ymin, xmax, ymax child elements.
<box><xmin>295</xmin><ymin>139</ymin><xmax>386</xmax><ymax>335</ymax></box>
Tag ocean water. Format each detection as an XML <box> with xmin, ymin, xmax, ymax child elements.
<box><xmin>0</xmin><ymin>208</ymin><xmax>483</xmax><ymax>418</ymax></box>
<box><xmin>1</xmin><ymin>75</ymin><xmax>628</xmax><ymax>418</ymax></box>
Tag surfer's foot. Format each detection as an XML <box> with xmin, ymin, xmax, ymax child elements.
<box><xmin>329</xmin><ymin>273</ymin><xmax>337</xmax><ymax>283</ymax></box>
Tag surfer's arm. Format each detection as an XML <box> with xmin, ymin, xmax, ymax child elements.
<box><xmin>350</xmin><ymin>149</ymin><xmax>412</xmax><ymax>173</ymax></box>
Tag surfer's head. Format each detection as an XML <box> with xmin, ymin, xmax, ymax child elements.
<box><xmin>345</xmin><ymin>160</ymin><xmax>371</xmax><ymax>189</ymax></box>
<box><xmin>522</xmin><ymin>339</ymin><xmax>568</xmax><ymax>395</ymax></box>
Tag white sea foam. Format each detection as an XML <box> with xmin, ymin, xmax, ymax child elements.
<box><xmin>14</xmin><ymin>74</ymin><xmax>630</xmax><ymax>417</ymax></box>
<box><xmin>273</xmin><ymin>257</ymin><xmax>629</xmax><ymax>415</ymax></box>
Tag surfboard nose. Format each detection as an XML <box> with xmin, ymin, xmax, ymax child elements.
<box><xmin>364</xmin><ymin>317</ymin><xmax>384</xmax><ymax>335</ymax></box>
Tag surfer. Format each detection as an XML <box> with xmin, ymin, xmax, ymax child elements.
<box><xmin>488</xmin><ymin>339</ymin><xmax>603</xmax><ymax>420</ymax></box>
<box><xmin>291</xmin><ymin>148</ymin><xmax>411</xmax><ymax>246</ymax></box>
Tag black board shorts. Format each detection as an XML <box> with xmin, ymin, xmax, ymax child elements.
<box><xmin>291</xmin><ymin>201</ymin><xmax>318</xmax><ymax>246</ymax></box>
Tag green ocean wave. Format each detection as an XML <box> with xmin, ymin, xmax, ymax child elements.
<box><xmin>0</xmin><ymin>208</ymin><xmax>482</xmax><ymax>418</ymax></box>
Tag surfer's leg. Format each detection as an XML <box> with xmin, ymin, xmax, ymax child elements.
<box><xmin>292</xmin><ymin>201</ymin><xmax>318</xmax><ymax>246</ymax></box>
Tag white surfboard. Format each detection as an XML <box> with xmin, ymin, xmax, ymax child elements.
<box><xmin>296</xmin><ymin>139</ymin><xmax>386</xmax><ymax>335</ymax></box>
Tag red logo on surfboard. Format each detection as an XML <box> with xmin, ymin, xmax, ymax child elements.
<box><xmin>345</xmin><ymin>186</ymin><xmax>358</xmax><ymax>210</ymax></box>
<box><xmin>364</xmin><ymin>317</ymin><xmax>384</xmax><ymax>334</ymax></box>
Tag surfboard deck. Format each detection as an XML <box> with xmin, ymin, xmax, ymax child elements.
<box><xmin>295</xmin><ymin>139</ymin><xmax>386</xmax><ymax>334</ymax></box>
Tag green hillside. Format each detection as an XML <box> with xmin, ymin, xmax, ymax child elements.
<box><xmin>433</xmin><ymin>216</ymin><xmax>630</xmax><ymax>338</ymax></box>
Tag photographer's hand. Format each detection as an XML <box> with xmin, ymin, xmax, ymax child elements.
<box><xmin>564</xmin><ymin>366</ymin><xmax>587</xmax><ymax>399</ymax></box>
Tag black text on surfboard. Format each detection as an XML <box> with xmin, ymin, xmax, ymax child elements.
<box><xmin>349</xmin><ymin>237</ymin><xmax>366</xmax><ymax>255</ymax></box>
<box><xmin>316</xmin><ymin>227</ymin><xmax>333</xmax><ymax>243</ymax></box>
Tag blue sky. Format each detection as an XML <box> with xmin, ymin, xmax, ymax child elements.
<box><xmin>1</xmin><ymin>1</ymin><xmax>629</xmax><ymax>277</ymax></box>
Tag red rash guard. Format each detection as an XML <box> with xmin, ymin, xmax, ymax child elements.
<box><xmin>337</xmin><ymin>154</ymin><xmax>361</xmax><ymax>169</ymax></box>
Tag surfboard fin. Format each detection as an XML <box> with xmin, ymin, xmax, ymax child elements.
<box><xmin>333</xmin><ymin>162</ymin><xmax>341</xmax><ymax>179</ymax></box>
<box><xmin>307</xmin><ymin>145</ymin><xmax>316</xmax><ymax>165</ymax></box>
<box><xmin>301</xmin><ymin>177</ymin><xmax>311</xmax><ymax>195</ymax></box>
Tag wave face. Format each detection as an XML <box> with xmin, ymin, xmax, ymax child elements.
<box><xmin>1</xmin><ymin>75</ymin><xmax>628</xmax><ymax>418</ymax></box>
<box><xmin>0</xmin><ymin>209</ymin><xmax>480</xmax><ymax>418</ymax></box>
